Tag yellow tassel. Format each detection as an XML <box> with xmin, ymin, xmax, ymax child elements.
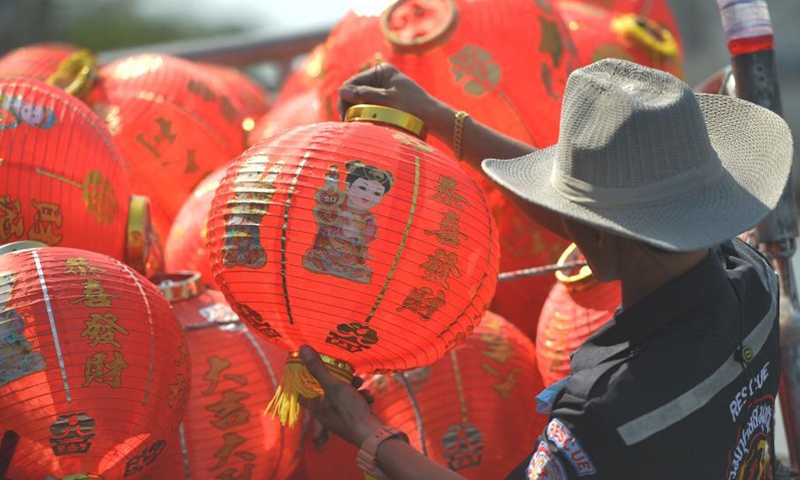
<box><xmin>266</xmin><ymin>352</ymin><xmax>355</xmax><ymax>428</ymax></box>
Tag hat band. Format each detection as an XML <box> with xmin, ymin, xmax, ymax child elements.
<box><xmin>550</xmin><ymin>155</ymin><xmax>725</xmax><ymax>208</ymax></box>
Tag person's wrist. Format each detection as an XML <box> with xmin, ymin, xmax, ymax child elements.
<box><xmin>351</xmin><ymin>414</ymin><xmax>387</xmax><ymax>446</ymax></box>
<box><xmin>424</xmin><ymin>100</ymin><xmax>456</xmax><ymax>141</ymax></box>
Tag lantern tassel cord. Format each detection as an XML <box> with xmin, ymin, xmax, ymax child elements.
<box><xmin>498</xmin><ymin>261</ymin><xmax>588</xmax><ymax>282</ymax></box>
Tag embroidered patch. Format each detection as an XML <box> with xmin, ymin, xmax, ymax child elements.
<box><xmin>546</xmin><ymin>419</ymin><xmax>596</xmax><ymax>476</ymax></box>
<box><xmin>527</xmin><ymin>441</ymin><xmax>567</xmax><ymax>480</ymax></box>
<box><xmin>726</xmin><ymin>395</ymin><xmax>774</xmax><ymax>480</ymax></box>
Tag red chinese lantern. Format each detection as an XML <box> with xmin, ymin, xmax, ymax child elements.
<box><xmin>306</xmin><ymin>311</ymin><xmax>546</xmax><ymax>480</ymax></box>
<box><xmin>555</xmin><ymin>1</ymin><xmax>683</xmax><ymax>76</ymax></box>
<box><xmin>536</xmin><ymin>243</ymin><xmax>621</xmax><ymax>386</ymax></box>
<box><xmin>273</xmin><ymin>43</ymin><xmax>327</xmax><ymax>107</ymax></box>
<box><xmin>0</xmin><ymin>244</ymin><xmax>190</xmax><ymax>479</ymax></box>
<box><xmin>0</xmin><ymin>44</ymin><xmax>98</xmax><ymax>100</ymax></box>
<box><xmin>207</xmin><ymin>105</ymin><xmax>500</xmax><ymax>426</ymax></box>
<box><xmin>251</xmin><ymin>88</ymin><xmax>328</xmax><ymax>146</ymax></box>
<box><xmin>318</xmin><ymin>0</ymin><xmax>579</xmax><ymax>338</ymax></box>
<box><xmin>147</xmin><ymin>273</ymin><xmax>303</xmax><ymax>480</ymax></box>
<box><xmin>165</xmin><ymin>166</ymin><xmax>229</xmax><ymax>288</ymax></box>
<box><xmin>0</xmin><ymin>78</ymin><xmax>151</xmax><ymax>274</ymax></box>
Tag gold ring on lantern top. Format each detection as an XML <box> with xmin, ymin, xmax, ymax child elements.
<box><xmin>45</xmin><ymin>49</ymin><xmax>98</xmax><ymax>99</ymax></box>
<box><xmin>381</xmin><ymin>0</ymin><xmax>459</xmax><ymax>53</ymax></box>
<box><xmin>153</xmin><ymin>271</ymin><xmax>202</xmax><ymax>302</ymax></box>
<box><xmin>61</xmin><ymin>474</ymin><xmax>105</xmax><ymax>480</ymax></box>
<box><xmin>611</xmin><ymin>14</ymin><xmax>679</xmax><ymax>60</ymax></box>
<box><xmin>125</xmin><ymin>196</ymin><xmax>151</xmax><ymax>275</ymax></box>
<box><xmin>554</xmin><ymin>243</ymin><xmax>597</xmax><ymax>292</ymax></box>
<box><xmin>345</xmin><ymin>104</ymin><xmax>427</xmax><ymax>139</ymax></box>
<box><xmin>286</xmin><ymin>351</ymin><xmax>356</xmax><ymax>384</ymax></box>
<box><xmin>0</xmin><ymin>241</ymin><xmax>46</xmax><ymax>256</ymax></box>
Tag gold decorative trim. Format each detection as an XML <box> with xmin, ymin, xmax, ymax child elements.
<box><xmin>0</xmin><ymin>241</ymin><xmax>45</xmax><ymax>255</ymax></box>
<box><xmin>345</xmin><ymin>105</ymin><xmax>427</xmax><ymax>139</ymax></box>
<box><xmin>381</xmin><ymin>0</ymin><xmax>459</xmax><ymax>53</ymax></box>
<box><xmin>449</xmin><ymin>349</ymin><xmax>469</xmax><ymax>423</ymax></box>
<box><xmin>281</xmin><ymin>154</ymin><xmax>310</xmax><ymax>324</ymax></box>
<box><xmin>153</xmin><ymin>271</ymin><xmax>203</xmax><ymax>302</ymax></box>
<box><xmin>287</xmin><ymin>351</ymin><xmax>355</xmax><ymax>382</ymax></box>
<box><xmin>611</xmin><ymin>14</ymin><xmax>679</xmax><ymax>59</ymax></box>
<box><xmin>125</xmin><ymin>196</ymin><xmax>150</xmax><ymax>275</ymax></box>
<box><xmin>45</xmin><ymin>49</ymin><xmax>98</xmax><ymax>99</ymax></box>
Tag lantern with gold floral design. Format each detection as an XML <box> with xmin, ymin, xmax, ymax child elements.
<box><xmin>0</xmin><ymin>43</ymin><xmax>98</xmax><ymax>99</ymax></box>
<box><xmin>148</xmin><ymin>272</ymin><xmax>303</xmax><ymax>480</ymax></box>
<box><xmin>0</xmin><ymin>243</ymin><xmax>190</xmax><ymax>479</ymax></box>
<box><xmin>207</xmin><ymin>105</ymin><xmax>500</xmax><ymax>427</ymax></box>
<box><xmin>555</xmin><ymin>1</ymin><xmax>683</xmax><ymax>77</ymax></box>
<box><xmin>318</xmin><ymin>0</ymin><xmax>578</xmax><ymax>339</ymax></box>
<box><xmin>536</xmin><ymin>243</ymin><xmax>621</xmax><ymax>386</ymax></box>
<box><xmin>305</xmin><ymin>311</ymin><xmax>546</xmax><ymax>480</ymax></box>
<box><xmin>165</xmin><ymin>165</ymin><xmax>229</xmax><ymax>288</ymax></box>
<box><xmin>0</xmin><ymin>78</ymin><xmax>152</xmax><ymax>274</ymax></box>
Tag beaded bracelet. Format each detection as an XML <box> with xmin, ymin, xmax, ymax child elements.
<box><xmin>453</xmin><ymin>110</ymin><xmax>469</xmax><ymax>160</ymax></box>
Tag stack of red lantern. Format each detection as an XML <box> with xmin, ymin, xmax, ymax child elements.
<box><xmin>207</xmin><ymin>105</ymin><xmax>499</xmax><ymax>426</ymax></box>
<box><xmin>0</xmin><ymin>245</ymin><xmax>190</xmax><ymax>479</ymax></box>
<box><xmin>536</xmin><ymin>244</ymin><xmax>621</xmax><ymax>386</ymax></box>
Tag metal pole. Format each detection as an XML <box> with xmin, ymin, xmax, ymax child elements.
<box><xmin>717</xmin><ymin>0</ymin><xmax>800</xmax><ymax>469</ymax></box>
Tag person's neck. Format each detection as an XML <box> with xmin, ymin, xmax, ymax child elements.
<box><xmin>618</xmin><ymin>245</ymin><xmax>709</xmax><ymax>310</ymax></box>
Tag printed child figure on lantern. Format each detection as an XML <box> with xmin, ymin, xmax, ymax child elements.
<box><xmin>303</xmin><ymin>160</ymin><xmax>394</xmax><ymax>283</ymax></box>
<box><xmin>0</xmin><ymin>272</ymin><xmax>45</xmax><ymax>386</ymax></box>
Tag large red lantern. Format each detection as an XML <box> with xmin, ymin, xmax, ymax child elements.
<box><xmin>555</xmin><ymin>1</ymin><xmax>683</xmax><ymax>76</ymax></box>
<box><xmin>306</xmin><ymin>311</ymin><xmax>546</xmax><ymax>480</ymax></box>
<box><xmin>0</xmin><ymin>78</ymin><xmax>151</xmax><ymax>273</ymax></box>
<box><xmin>318</xmin><ymin>0</ymin><xmax>578</xmax><ymax>338</ymax></box>
<box><xmin>536</xmin><ymin>244</ymin><xmax>620</xmax><ymax>386</ymax></box>
<box><xmin>148</xmin><ymin>273</ymin><xmax>303</xmax><ymax>480</ymax></box>
<box><xmin>0</xmin><ymin>244</ymin><xmax>190</xmax><ymax>479</ymax></box>
<box><xmin>250</xmin><ymin>88</ymin><xmax>328</xmax><ymax>146</ymax></box>
<box><xmin>207</xmin><ymin>105</ymin><xmax>499</xmax><ymax>426</ymax></box>
<box><xmin>165</xmin><ymin>165</ymin><xmax>229</xmax><ymax>288</ymax></box>
<box><xmin>0</xmin><ymin>44</ymin><xmax>98</xmax><ymax>100</ymax></box>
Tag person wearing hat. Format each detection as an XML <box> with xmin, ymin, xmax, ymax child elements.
<box><xmin>297</xmin><ymin>59</ymin><xmax>793</xmax><ymax>479</ymax></box>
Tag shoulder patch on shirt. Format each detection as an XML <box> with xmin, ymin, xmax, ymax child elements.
<box><xmin>528</xmin><ymin>441</ymin><xmax>567</xmax><ymax>480</ymax></box>
<box><xmin>725</xmin><ymin>395</ymin><xmax>775</xmax><ymax>480</ymax></box>
<box><xmin>546</xmin><ymin>419</ymin><xmax>597</xmax><ymax>476</ymax></box>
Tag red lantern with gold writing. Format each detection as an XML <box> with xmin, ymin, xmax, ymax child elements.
<box><xmin>555</xmin><ymin>1</ymin><xmax>683</xmax><ymax>76</ymax></box>
<box><xmin>0</xmin><ymin>43</ymin><xmax>99</xmax><ymax>100</ymax></box>
<box><xmin>207</xmin><ymin>105</ymin><xmax>499</xmax><ymax>426</ymax></box>
<box><xmin>306</xmin><ymin>311</ymin><xmax>546</xmax><ymax>480</ymax></box>
<box><xmin>147</xmin><ymin>273</ymin><xmax>303</xmax><ymax>480</ymax></box>
<box><xmin>0</xmin><ymin>78</ymin><xmax>151</xmax><ymax>273</ymax></box>
<box><xmin>165</xmin><ymin>165</ymin><xmax>229</xmax><ymax>288</ymax></box>
<box><xmin>0</xmin><ymin>244</ymin><xmax>190</xmax><ymax>479</ymax></box>
<box><xmin>319</xmin><ymin>0</ymin><xmax>579</xmax><ymax>338</ymax></box>
<box><xmin>536</xmin><ymin>244</ymin><xmax>621</xmax><ymax>386</ymax></box>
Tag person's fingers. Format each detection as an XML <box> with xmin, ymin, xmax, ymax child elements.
<box><xmin>339</xmin><ymin>85</ymin><xmax>390</xmax><ymax>106</ymax></box>
<box><xmin>300</xmin><ymin>345</ymin><xmax>340</xmax><ymax>393</ymax></box>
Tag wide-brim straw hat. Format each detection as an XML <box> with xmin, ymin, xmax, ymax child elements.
<box><xmin>482</xmin><ymin>59</ymin><xmax>793</xmax><ymax>252</ymax></box>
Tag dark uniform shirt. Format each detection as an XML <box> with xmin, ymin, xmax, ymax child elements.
<box><xmin>507</xmin><ymin>239</ymin><xmax>781</xmax><ymax>480</ymax></box>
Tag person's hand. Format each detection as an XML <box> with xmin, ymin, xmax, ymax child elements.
<box><xmin>338</xmin><ymin>63</ymin><xmax>448</xmax><ymax>129</ymax></box>
<box><xmin>298</xmin><ymin>345</ymin><xmax>385</xmax><ymax>447</ymax></box>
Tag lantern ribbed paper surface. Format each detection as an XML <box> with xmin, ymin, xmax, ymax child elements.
<box><xmin>0</xmin><ymin>246</ymin><xmax>190</xmax><ymax>479</ymax></box>
<box><xmin>318</xmin><ymin>0</ymin><xmax>577</xmax><ymax>338</ymax></box>
<box><xmin>0</xmin><ymin>79</ymin><xmax>151</xmax><ymax>273</ymax></box>
<box><xmin>555</xmin><ymin>1</ymin><xmax>683</xmax><ymax>76</ymax></box>
<box><xmin>536</xmin><ymin>244</ymin><xmax>620</xmax><ymax>386</ymax></box>
<box><xmin>251</xmin><ymin>88</ymin><xmax>327</xmax><ymax>146</ymax></box>
<box><xmin>150</xmin><ymin>273</ymin><xmax>302</xmax><ymax>480</ymax></box>
<box><xmin>207</xmin><ymin>106</ymin><xmax>499</xmax><ymax>426</ymax></box>
<box><xmin>165</xmin><ymin>166</ymin><xmax>228</xmax><ymax>288</ymax></box>
<box><xmin>306</xmin><ymin>311</ymin><xmax>546</xmax><ymax>480</ymax></box>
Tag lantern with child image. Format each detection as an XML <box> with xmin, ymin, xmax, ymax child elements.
<box><xmin>536</xmin><ymin>243</ymin><xmax>621</xmax><ymax>386</ymax></box>
<box><xmin>0</xmin><ymin>244</ymin><xmax>190</xmax><ymax>479</ymax></box>
<box><xmin>149</xmin><ymin>272</ymin><xmax>303</xmax><ymax>480</ymax></box>
<box><xmin>207</xmin><ymin>105</ymin><xmax>500</xmax><ymax>427</ymax></box>
<box><xmin>0</xmin><ymin>78</ymin><xmax>152</xmax><ymax>274</ymax></box>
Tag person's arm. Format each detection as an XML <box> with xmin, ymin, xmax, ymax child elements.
<box><xmin>338</xmin><ymin>63</ymin><xmax>568</xmax><ymax>240</ymax></box>
<box><xmin>298</xmin><ymin>346</ymin><xmax>465</xmax><ymax>480</ymax></box>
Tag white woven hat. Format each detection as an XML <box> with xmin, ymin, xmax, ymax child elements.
<box><xmin>482</xmin><ymin>59</ymin><xmax>794</xmax><ymax>252</ymax></box>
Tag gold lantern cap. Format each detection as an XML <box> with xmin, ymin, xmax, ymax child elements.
<box><xmin>125</xmin><ymin>195</ymin><xmax>151</xmax><ymax>275</ymax></box>
<box><xmin>555</xmin><ymin>243</ymin><xmax>596</xmax><ymax>289</ymax></box>
<box><xmin>45</xmin><ymin>49</ymin><xmax>98</xmax><ymax>98</ymax></box>
<box><xmin>0</xmin><ymin>241</ymin><xmax>46</xmax><ymax>255</ymax></box>
<box><xmin>153</xmin><ymin>271</ymin><xmax>202</xmax><ymax>302</ymax></box>
<box><xmin>345</xmin><ymin>104</ymin><xmax>427</xmax><ymax>139</ymax></box>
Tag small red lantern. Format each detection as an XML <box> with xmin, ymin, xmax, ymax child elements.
<box><xmin>165</xmin><ymin>166</ymin><xmax>229</xmax><ymax>287</ymax></box>
<box><xmin>555</xmin><ymin>1</ymin><xmax>683</xmax><ymax>76</ymax></box>
<box><xmin>207</xmin><ymin>105</ymin><xmax>499</xmax><ymax>426</ymax></box>
<box><xmin>0</xmin><ymin>78</ymin><xmax>151</xmax><ymax>273</ymax></box>
<box><xmin>251</xmin><ymin>88</ymin><xmax>328</xmax><ymax>146</ymax></box>
<box><xmin>536</xmin><ymin>244</ymin><xmax>621</xmax><ymax>386</ymax></box>
<box><xmin>0</xmin><ymin>44</ymin><xmax>98</xmax><ymax>100</ymax></box>
<box><xmin>149</xmin><ymin>273</ymin><xmax>303</xmax><ymax>480</ymax></box>
<box><xmin>0</xmin><ymin>244</ymin><xmax>190</xmax><ymax>479</ymax></box>
<box><xmin>306</xmin><ymin>311</ymin><xmax>546</xmax><ymax>479</ymax></box>
<box><xmin>273</xmin><ymin>43</ymin><xmax>327</xmax><ymax>107</ymax></box>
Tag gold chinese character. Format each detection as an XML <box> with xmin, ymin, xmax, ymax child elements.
<box><xmin>481</xmin><ymin>364</ymin><xmax>520</xmax><ymax>399</ymax></box>
<box><xmin>432</xmin><ymin>176</ymin><xmax>470</xmax><ymax>211</ymax></box>
<box><xmin>219</xmin><ymin>96</ymin><xmax>237</xmax><ymax>123</ymax></box>
<box><xmin>175</xmin><ymin>340</ymin><xmax>189</xmax><ymax>367</ymax></box>
<box><xmin>26</xmin><ymin>200</ymin><xmax>63</xmax><ymax>244</ymax></box>
<box><xmin>397</xmin><ymin>287</ymin><xmax>446</xmax><ymax>321</ymax></box>
<box><xmin>480</xmin><ymin>333</ymin><xmax>515</xmax><ymax>364</ymax></box>
<box><xmin>202</xmin><ymin>356</ymin><xmax>247</xmax><ymax>396</ymax></box>
<box><xmin>135</xmin><ymin>117</ymin><xmax>177</xmax><ymax>158</ymax></box>
<box><xmin>420</xmin><ymin>249</ymin><xmax>462</xmax><ymax>290</ymax></box>
<box><xmin>450</xmin><ymin>44</ymin><xmax>501</xmax><ymax>96</ymax></box>
<box><xmin>187</xmin><ymin>79</ymin><xmax>217</xmax><ymax>102</ymax></box>
<box><xmin>81</xmin><ymin>312</ymin><xmax>129</xmax><ymax>347</ymax></box>
<box><xmin>83</xmin><ymin>351</ymin><xmax>128</xmax><ymax>388</ymax></box>
<box><xmin>206</xmin><ymin>389</ymin><xmax>251</xmax><ymax>430</ymax></box>
<box><xmin>424</xmin><ymin>211</ymin><xmax>468</xmax><ymax>248</ymax></box>
<box><xmin>0</xmin><ymin>195</ymin><xmax>24</xmax><ymax>243</ymax></box>
<box><xmin>212</xmin><ymin>432</ymin><xmax>256</xmax><ymax>471</ymax></box>
<box><xmin>168</xmin><ymin>373</ymin><xmax>188</xmax><ymax>409</ymax></box>
<box><xmin>64</xmin><ymin>257</ymin><xmax>105</xmax><ymax>277</ymax></box>
<box><xmin>71</xmin><ymin>279</ymin><xmax>118</xmax><ymax>308</ymax></box>
<box><xmin>82</xmin><ymin>171</ymin><xmax>118</xmax><ymax>225</ymax></box>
